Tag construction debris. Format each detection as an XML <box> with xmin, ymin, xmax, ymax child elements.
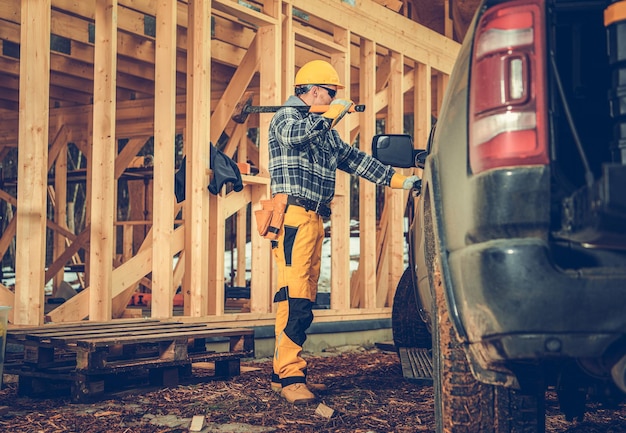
<box><xmin>189</xmin><ymin>415</ymin><xmax>205</xmax><ymax>431</ymax></box>
<box><xmin>315</xmin><ymin>403</ymin><xmax>335</xmax><ymax>419</ymax></box>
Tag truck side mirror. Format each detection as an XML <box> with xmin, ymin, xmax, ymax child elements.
<box><xmin>372</xmin><ymin>134</ymin><xmax>426</xmax><ymax>169</ymax></box>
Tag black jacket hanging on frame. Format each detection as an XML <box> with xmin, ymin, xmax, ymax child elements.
<box><xmin>174</xmin><ymin>143</ymin><xmax>244</xmax><ymax>203</ymax></box>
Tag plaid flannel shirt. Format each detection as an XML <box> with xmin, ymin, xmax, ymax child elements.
<box><xmin>268</xmin><ymin>95</ymin><xmax>395</xmax><ymax>204</ymax></box>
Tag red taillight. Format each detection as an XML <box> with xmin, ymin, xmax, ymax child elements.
<box><xmin>469</xmin><ymin>0</ymin><xmax>548</xmax><ymax>174</ymax></box>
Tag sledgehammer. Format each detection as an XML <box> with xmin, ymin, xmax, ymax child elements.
<box><xmin>232</xmin><ymin>93</ymin><xmax>366</xmax><ymax>124</ymax></box>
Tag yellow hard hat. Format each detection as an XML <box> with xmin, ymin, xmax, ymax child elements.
<box><xmin>294</xmin><ymin>60</ymin><xmax>344</xmax><ymax>88</ymax></box>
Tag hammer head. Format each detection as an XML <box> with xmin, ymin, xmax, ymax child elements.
<box><xmin>232</xmin><ymin>92</ymin><xmax>254</xmax><ymax>124</ymax></box>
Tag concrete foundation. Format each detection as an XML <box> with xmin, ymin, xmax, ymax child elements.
<box><xmin>207</xmin><ymin>319</ymin><xmax>393</xmax><ymax>359</ymax></box>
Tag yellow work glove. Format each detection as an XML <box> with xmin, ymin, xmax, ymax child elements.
<box><xmin>390</xmin><ymin>173</ymin><xmax>421</xmax><ymax>190</ymax></box>
<box><xmin>322</xmin><ymin>99</ymin><xmax>353</xmax><ymax>128</ymax></box>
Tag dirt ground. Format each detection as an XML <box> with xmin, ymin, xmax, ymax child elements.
<box><xmin>1</xmin><ymin>346</ymin><xmax>626</xmax><ymax>433</ymax></box>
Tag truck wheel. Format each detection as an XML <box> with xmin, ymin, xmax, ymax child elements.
<box><xmin>392</xmin><ymin>268</ymin><xmax>432</xmax><ymax>350</ymax></box>
<box><xmin>431</xmin><ymin>263</ymin><xmax>545</xmax><ymax>433</ymax></box>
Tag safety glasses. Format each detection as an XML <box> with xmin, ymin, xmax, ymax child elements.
<box><xmin>317</xmin><ymin>85</ymin><xmax>337</xmax><ymax>99</ymax></box>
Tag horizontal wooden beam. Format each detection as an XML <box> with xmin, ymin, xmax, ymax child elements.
<box><xmin>286</xmin><ymin>0</ymin><xmax>459</xmax><ymax>73</ymax></box>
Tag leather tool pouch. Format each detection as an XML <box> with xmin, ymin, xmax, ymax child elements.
<box><xmin>254</xmin><ymin>193</ymin><xmax>288</xmax><ymax>240</ymax></box>
<box><xmin>254</xmin><ymin>200</ymin><xmax>273</xmax><ymax>237</ymax></box>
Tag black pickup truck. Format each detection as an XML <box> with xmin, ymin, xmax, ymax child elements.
<box><xmin>373</xmin><ymin>0</ymin><xmax>626</xmax><ymax>431</ymax></box>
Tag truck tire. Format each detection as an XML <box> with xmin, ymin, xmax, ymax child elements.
<box><xmin>392</xmin><ymin>267</ymin><xmax>432</xmax><ymax>350</ymax></box>
<box><xmin>431</xmin><ymin>262</ymin><xmax>545</xmax><ymax>433</ymax></box>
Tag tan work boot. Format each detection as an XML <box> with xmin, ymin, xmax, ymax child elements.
<box><xmin>271</xmin><ymin>381</ymin><xmax>327</xmax><ymax>393</ymax></box>
<box><xmin>280</xmin><ymin>383</ymin><xmax>317</xmax><ymax>405</ymax></box>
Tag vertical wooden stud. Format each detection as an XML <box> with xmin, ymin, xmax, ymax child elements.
<box><xmin>330</xmin><ymin>26</ymin><xmax>352</xmax><ymax>311</ymax></box>
<box><xmin>15</xmin><ymin>0</ymin><xmax>51</xmax><ymax>325</ymax></box>
<box><xmin>89</xmin><ymin>0</ymin><xmax>118</xmax><ymax>321</ymax></box>
<box><xmin>235</xmin><ymin>127</ymin><xmax>248</xmax><ymax>291</ymax></box>
<box><xmin>281</xmin><ymin>3</ymin><xmax>295</xmax><ymax>102</ymax></box>
<box><xmin>152</xmin><ymin>0</ymin><xmax>178</xmax><ymax>318</ymax></box>
<box><xmin>414</xmin><ymin>63</ymin><xmax>432</xmax><ymax>149</ymax></box>
<box><xmin>184</xmin><ymin>0</ymin><xmax>211</xmax><ymax>317</ymax></box>
<box><xmin>358</xmin><ymin>38</ymin><xmax>377</xmax><ymax>309</ymax></box>
<box><xmin>250</xmin><ymin>18</ymin><xmax>279</xmax><ymax>314</ymax></box>
<box><xmin>386</xmin><ymin>50</ymin><xmax>406</xmax><ymax>307</ymax></box>
<box><xmin>53</xmin><ymin>141</ymin><xmax>68</xmax><ymax>295</ymax></box>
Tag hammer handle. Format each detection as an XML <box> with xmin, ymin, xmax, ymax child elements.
<box><xmin>309</xmin><ymin>104</ymin><xmax>366</xmax><ymax>113</ymax></box>
<box><xmin>244</xmin><ymin>104</ymin><xmax>365</xmax><ymax>114</ymax></box>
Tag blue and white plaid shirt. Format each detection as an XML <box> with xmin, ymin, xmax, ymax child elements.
<box><xmin>268</xmin><ymin>95</ymin><xmax>395</xmax><ymax>204</ymax></box>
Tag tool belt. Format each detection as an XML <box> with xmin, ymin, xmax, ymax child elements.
<box><xmin>286</xmin><ymin>195</ymin><xmax>331</xmax><ymax>218</ymax></box>
<box><xmin>254</xmin><ymin>193</ymin><xmax>288</xmax><ymax>240</ymax></box>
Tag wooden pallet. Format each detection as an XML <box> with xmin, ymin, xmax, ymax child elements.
<box><xmin>5</xmin><ymin>320</ymin><xmax>255</xmax><ymax>402</ymax></box>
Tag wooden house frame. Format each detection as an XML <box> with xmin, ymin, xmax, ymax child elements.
<box><xmin>0</xmin><ymin>0</ymin><xmax>460</xmax><ymax>328</ymax></box>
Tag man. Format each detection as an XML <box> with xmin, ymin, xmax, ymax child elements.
<box><xmin>268</xmin><ymin>59</ymin><xmax>420</xmax><ymax>405</ymax></box>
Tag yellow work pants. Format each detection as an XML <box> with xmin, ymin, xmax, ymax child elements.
<box><xmin>272</xmin><ymin>204</ymin><xmax>324</xmax><ymax>387</ymax></box>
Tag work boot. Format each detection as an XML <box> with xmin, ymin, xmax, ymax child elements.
<box><xmin>280</xmin><ymin>383</ymin><xmax>317</xmax><ymax>405</ymax></box>
<box><xmin>271</xmin><ymin>381</ymin><xmax>327</xmax><ymax>393</ymax></box>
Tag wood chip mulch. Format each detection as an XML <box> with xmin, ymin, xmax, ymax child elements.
<box><xmin>0</xmin><ymin>346</ymin><xmax>625</xmax><ymax>433</ymax></box>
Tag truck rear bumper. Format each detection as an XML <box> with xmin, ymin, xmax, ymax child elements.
<box><xmin>448</xmin><ymin>238</ymin><xmax>626</xmax><ymax>362</ymax></box>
